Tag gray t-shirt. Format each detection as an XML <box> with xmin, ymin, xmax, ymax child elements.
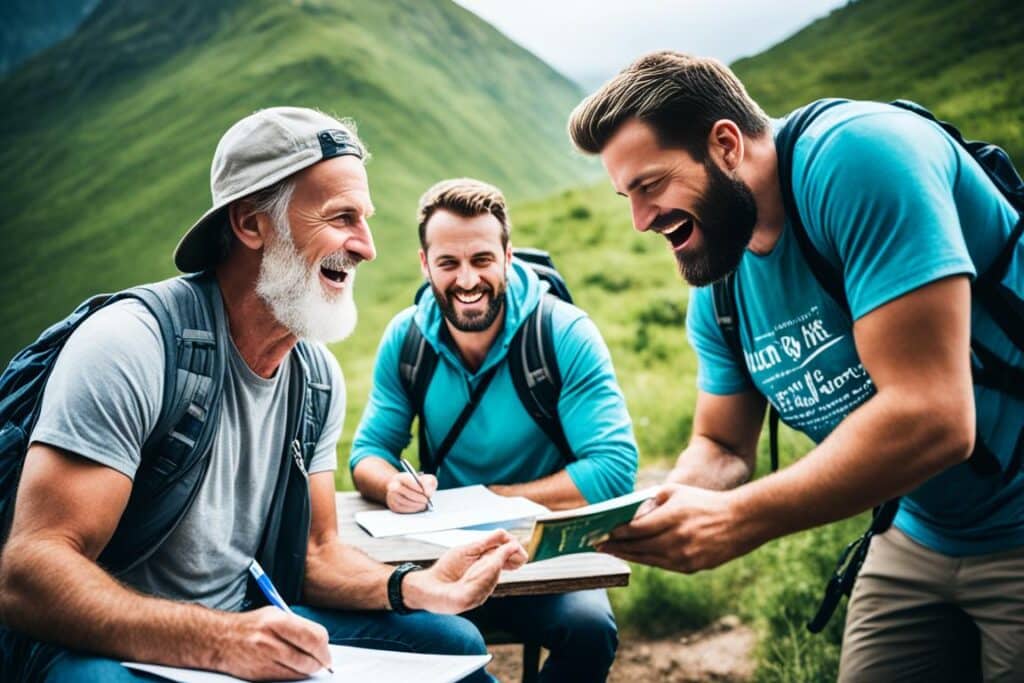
<box><xmin>30</xmin><ymin>298</ymin><xmax>344</xmax><ymax>611</ymax></box>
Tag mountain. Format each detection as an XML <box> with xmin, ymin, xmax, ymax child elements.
<box><xmin>732</xmin><ymin>0</ymin><xmax>1024</xmax><ymax>161</ymax></box>
<box><xmin>0</xmin><ymin>0</ymin><xmax>100</xmax><ymax>75</ymax></box>
<box><xmin>0</xmin><ymin>0</ymin><xmax>595</xmax><ymax>364</ymax></box>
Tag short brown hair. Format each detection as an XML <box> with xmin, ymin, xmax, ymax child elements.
<box><xmin>568</xmin><ymin>50</ymin><xmax>769</xmax><ymax>160</ymax></box>
<box><xmin>417</xmin><ymin>178</ymin><xmax>510</xmax><ymax>250</ymax></box>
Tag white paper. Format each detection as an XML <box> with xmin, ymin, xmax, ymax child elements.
<box><xmin>406</xmin><ymin>528</ymin><xmax>497</xmax><ymax>548</ymax></box>
<box><xmin>355</xmin><ymin>484</ymin><xmax>549</xmax><ymax>537</ymax></box>
<box><xmin>123</xmin><ymin>645</ymin><xmax>491</xmax><ymax>683</ymax></box>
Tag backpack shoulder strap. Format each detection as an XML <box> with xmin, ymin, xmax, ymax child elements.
<box><xmin>508</xmin><ymin>295</ymin><xmax>573</xmax><ymax>463</ymax></box>
<box><xmin>292</xmin><ymin>341</ymin><xmax>334</xmax><ymax>467</ymax></box>
<box><xmin>397</xmin><ymin>318</ymin><xmax>439</xmax><ymax>473</ymax></box>
<box><xmin>776</xmin><ymin>98</ymin><xmax>852</xmax><ymax>315</ymax></box>
<box><xmin>711</xmin><ymin>273</ymin><xmax>745</xmax><ymax>368</ymax></box>
<box><xmin>712</xmin><ymin>273</ymin><xmax>780</xmax><ymax>471</ymax></box>
<box><xmin>98</xmin><ymin>272</ymin><xmax>227</xmax><ymax>574</ymax></box>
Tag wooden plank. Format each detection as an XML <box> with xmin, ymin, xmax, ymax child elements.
<box><xmin>336</xmin><ymin>491</ymin><xmax>630</xmax><ymax>597</ymax></box>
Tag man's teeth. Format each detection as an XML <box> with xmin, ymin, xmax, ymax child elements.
<box><xmin>455</xmin><ymin>292</ymin><xmax>484</xmax><ymax>304</ymax></box>
<box><xmin>662</xmin><ymin>218</ymin><xmax>690</xmax><ymax>236</ymax></box>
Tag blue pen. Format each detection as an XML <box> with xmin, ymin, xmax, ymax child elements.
<box><xmin>249</xmin><ymin>559</ymin><xmax>334</xmax><ymax>673</ymax></box>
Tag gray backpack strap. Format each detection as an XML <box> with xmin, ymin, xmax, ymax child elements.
<box><xmin>98</xmin><ymin>272</ymin><xmax>227</xmax><ymax>574</ymax></box>
<box><xmin>293</xmin><ymin>341</ymin><xmax>334</xmax><ymax>465</ymax></box>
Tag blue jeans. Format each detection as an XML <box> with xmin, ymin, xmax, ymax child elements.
<box><xmin>463</xmin><ymin>589</ymin><xmax>618</xmax><ymax>683</ymax></box>
<box><xmin>24</xmin><ymin>606</ymin><xmax>494</xmax><ymax>682</ymax></box>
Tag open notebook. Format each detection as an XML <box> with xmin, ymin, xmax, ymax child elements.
<box><xmin>355</xmin><ymin>484</ymin><xmax>548</xmax><ymax>537</ymax></box>
<box><xmin>124</xmin><ymin>644</ymin><xmax>490</xmax><ymax>683</ymax></box>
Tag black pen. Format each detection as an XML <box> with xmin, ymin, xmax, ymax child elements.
<box><xmin>399</xmin><ymin>457</ymin><xmax>435</xmax><ymax>512</ymax></box>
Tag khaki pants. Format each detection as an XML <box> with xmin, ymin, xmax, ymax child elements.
<box><xmin>839</xmin><ymin>527</ymin><xmax>1024</xmax><ymax>682</ymax></box>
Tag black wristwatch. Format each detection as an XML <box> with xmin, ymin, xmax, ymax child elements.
<box><xmin>387</xmin><ymin>562</ymin><xmax>424</xmax><ymax>614</ymax></box>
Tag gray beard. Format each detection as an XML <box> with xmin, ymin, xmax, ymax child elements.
<box><xmin>255</xmin><ymin>222</ymin><xmax>358</xmax><ymax>343</ymax></box>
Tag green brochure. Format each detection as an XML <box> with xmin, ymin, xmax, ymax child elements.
<box><xmin>526</xmin><ymin>487</ymin><xmax>659</xmax><ymax>562</ymax></box>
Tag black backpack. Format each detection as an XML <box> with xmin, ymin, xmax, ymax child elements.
<box><xmin>712</xmin><ymin>99</ymin><xmax>1024</xmax><ymax>632</ymax></box>
<box><xmin>0</xmin><ymin>272</ymin><xmax>332</xmax><ymax>597</ymax></box>
<box><xmin>397</xmin><ymin>248</ymin><xmax>575</xmax><ymax>474</ymax></box>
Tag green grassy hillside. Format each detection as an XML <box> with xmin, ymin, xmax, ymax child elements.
<box><xmin>0</xmin><ymin>0</ymin><xmax>595</xmax><ymax>366</ymax></box>
<box><xmin>733</xmin><ymin>0</ymin><xmax>1024</xmax><ymax>161</ymax></box>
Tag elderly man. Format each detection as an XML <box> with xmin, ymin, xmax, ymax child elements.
<box><xmin>0</xmin><ymin>108</ymin><xmax>525</xmax><ymax>682</ymax></box>
<box><xmin>569</xmin><ymin>51</ymin><xmax>1024</xmax><ymax>680</ymax></box>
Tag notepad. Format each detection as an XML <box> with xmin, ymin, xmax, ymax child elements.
<box><xmin>525</xmin><ymin>487</ymin><xmax>659</xmax><ymax>562</ymax></box>
<box><xmin>355</xmin><ymin>484</ymin><xmax>549</xmax><ymax>538</ymax></box>
<box><xmin>123</xmin><ymin>645</ymin><xmax>491</xmax><ymax>683</ymax></box>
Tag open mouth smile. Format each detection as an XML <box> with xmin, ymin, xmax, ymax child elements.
<box><xmin>453</xmin><ymin>290</ymin><xmax>485</xmax><ymax>305</ymax></box>
<box><xmin>319</xmin><ymin>266</ymin><xmax>349</xmax><ymax>289</ymax></box>
<box><xmin>656</xmin><ymin>215</ymin><xmax>696</xmax><ymax>252</ymax></box>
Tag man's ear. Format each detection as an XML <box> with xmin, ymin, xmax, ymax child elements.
<box><xmin>505</xmin><ymin>242</ymin><xmax>513</xmax><ymax>267</ymax></box>
<box><xmin>228</xmin><ymin>201</ymin><xmax>270</xmax><ymax>251</ymax></box>
<box><xmin>419</xmin><ymin>248</ymin><xmax>430</xmax><ymax>280</ymax></box>
<box><xmin>707</xmin><ymin>120</ymin><xmax>744</xmax><ymax>171</ymax></box>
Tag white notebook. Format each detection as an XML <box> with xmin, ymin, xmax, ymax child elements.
<box><xmin>123</xmin><ymin>644</ymin><xmax>491</xmax><ymax>683</ymax></box>
<box><xmin>355</xmin><ymin>484</ymin><xmax>548</xmax><ymax>538</ymax></box>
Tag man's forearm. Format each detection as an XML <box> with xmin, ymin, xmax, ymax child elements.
<box><xmin>0</xmin><ymin>537</ymin><xmax>232</xmax><ymax>668</ymax></box>
<box><xmin>302</xmin><ymin>539</ymin><xmax>392</xmax><ymax>610</ymax></box>
<box><xmin>732</xmin><ymin>387</ymin><xmax>971</xmax><ymax>547</ymax></box>
<box><xmin>668</xmin><ymin>434</ymin><xmax>756</xmax><ymax>490</ymax></box>
<box><xmin>490</xmin><ymin>470</ymin><xmax>587</xmax><ymax>510</ymax></box>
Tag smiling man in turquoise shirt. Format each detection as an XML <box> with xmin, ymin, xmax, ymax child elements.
<box><xmin>350</xmin><ymin>178</ymin><xmax>638</xmax><ymax>683</ymax></box>
<box><xmin>568</xmin><ymin>51</ymin><xmax>1024</xmax><ymax>681</ymax></box>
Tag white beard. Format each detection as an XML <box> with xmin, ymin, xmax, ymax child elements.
<box><xmin>255</xmin><ymin>224</ymin><xmax>358</xmax><ymax>343</ymax></box>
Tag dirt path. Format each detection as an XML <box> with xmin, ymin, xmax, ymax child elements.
<box><xmin>486</xmin><ymin>615</ymin><xmax>757</xmax><ymax>682</ymax></box>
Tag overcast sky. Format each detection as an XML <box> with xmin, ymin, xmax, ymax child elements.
<box><xmin>454</xmin><ymin>1</ymin><xmax>849</xmax><ymax>90</ymax></box>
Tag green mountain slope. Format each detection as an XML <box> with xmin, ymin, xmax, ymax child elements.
<box><xmin>732</xmin><ymin>0</ymin><xmax>1024</xmax><ymax>160</ymax></box>
<box><xmin>0</xmin><ymin>0</ymin><xmax>99</xmax><ymax>75</ymax></box>
<box><xmin>0</xmin><ymin>0</ymin><xmax>594</xmax><ymax>364</ymax></box>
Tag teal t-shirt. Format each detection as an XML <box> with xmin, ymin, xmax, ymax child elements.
<box><xmin>687</xmin><ymin>101</ymin><xmax>1024</xmax><ymax>556</ymax></box>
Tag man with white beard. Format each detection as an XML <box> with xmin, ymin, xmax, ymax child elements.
<box><xmin>0</xmin><ymin>108</ymin><xmax>525</xmax><ymax>682</ymax></box>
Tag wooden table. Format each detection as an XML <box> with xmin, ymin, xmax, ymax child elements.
<box><xmin>336</xmin><ymin>492</ymin><xmax>631</xmax><ymax>598</ymax></box>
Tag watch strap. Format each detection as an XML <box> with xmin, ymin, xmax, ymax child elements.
<box><xmin>387</xmin><ymin>562</ymin><xmax>424</xmax><ymax>614</ymax></box>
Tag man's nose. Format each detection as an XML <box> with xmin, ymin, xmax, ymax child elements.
<box><xmin>630</xmin><ymin>198</ymin><xmax>656</xmax><ymax>233</ymax></box>
<box><xmin>350</xmin><ymin>217</ymin><xmax>376</xmax><ymax>263</ymax></box>
<box><xmin>455</xmin><ymin>264</ymin><xmax>479</xmax><ymax>290</ymax></box>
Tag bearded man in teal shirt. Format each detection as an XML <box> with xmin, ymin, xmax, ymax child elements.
<box><xmin>350</xmin><ymin>178</ymin><xmax>638</xmax><ymax>683</ymax></box>
<box><xmin>569</xmin><ymin>51</ymin><xmax>1024</xmax><ymax>681</ymax></box>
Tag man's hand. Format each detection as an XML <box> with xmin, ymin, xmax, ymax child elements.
<box><xmin>385</xmin><ymin>471</ymin><xmax>438</xmax><ymax>513</ymax></box>
<box><xmin>211</xmin><ymin>607</ymin><xmax>332</xmax><ymax>681</ymax></box>
<box><xmin>403</xmin><ymin>530</ymin><xmax>527</xmax><ymax>613</ymax></box>
<box><xmin>598</xmin><ymin>483</ymin><xmax>760</xmax><ymax>573</ymax></box>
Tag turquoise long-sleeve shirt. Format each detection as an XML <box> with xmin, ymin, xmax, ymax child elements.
<box><xmin>350</xmin><ymin>261</ymin><xmax>638</xmax><ymax>503</ymax></box>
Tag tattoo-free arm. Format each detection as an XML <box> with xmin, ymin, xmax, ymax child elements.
<box><xmin>0</xmin><ymin>444</ymin><xmax>332</xmax><ymax>679</ymax></box>
<box><xmin>490</xmin><ymin>470</ymin><xmax>586</xmax><ymax>510</ymax></box>
<box><xmin>302</xmin><ymin>472</ymin><xmax>392</xmax><ymax>610</ymax></box>
<box><xmin>733</xmin><ymin>276</ymin><xmax>974</xmax><ymax>544</ymax></box>
<box><xmin>302</xmin><ymin>472</ymin><xmax>528</xmax><ymax>613</ymax></box>
<box><xmin>667</xmin><ymin>389</ymin><xmax>766</xmax><ymax>490</ymax></box>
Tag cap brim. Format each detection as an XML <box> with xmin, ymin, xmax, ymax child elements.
<box><xmin>173</xmin><ymin>205</ymin><xmax>229</xmax><ymax>273</ymax></box>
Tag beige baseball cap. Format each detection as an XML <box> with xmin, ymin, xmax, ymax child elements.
<box><xmin>174</xmin><ymin>107</ymin><xmax>365</xmax><ymax>273</ymax></box>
